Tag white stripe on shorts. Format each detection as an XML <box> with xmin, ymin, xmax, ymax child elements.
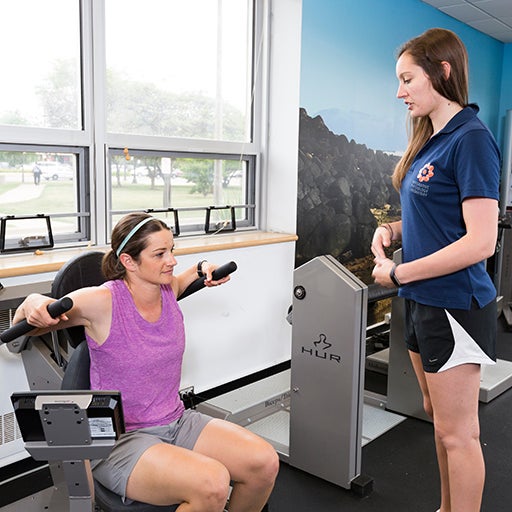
<box><xmin>438</xmin><ymin>310</ymin><xmax>496</xmax><ymax>372</ymax></box>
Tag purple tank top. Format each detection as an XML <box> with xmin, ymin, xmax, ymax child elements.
<box><xmin>86</xmin><ymin>280</ymin><xmax>185</xmax><ymax>431</ymax></box>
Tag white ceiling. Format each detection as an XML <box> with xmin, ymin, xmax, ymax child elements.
<box><xmin>422</xmin><ymin>0</ymin><xmax>512</xmax><ymax>42</ymax></box>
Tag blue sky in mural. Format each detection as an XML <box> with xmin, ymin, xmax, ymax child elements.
<box><xmin>300</xmin><ymin>0</ymin><xmax>414</xmax><ymax>153</ymax></box>
<box><xmin>300</xmin><ymin>0</ymin><xmax>504</xmax><ymax>153</ymax></box>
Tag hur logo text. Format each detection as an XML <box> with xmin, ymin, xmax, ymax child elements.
<box><xmin>301</xmin><ymin>334</ymin><xmax>341</xmax><ymax>363</ymax></box>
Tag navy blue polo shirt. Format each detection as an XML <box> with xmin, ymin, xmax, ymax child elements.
<box><xmin>399</xmin><ymin>105</ymin><xmax>500</xmax><ymax>310</ymax></box>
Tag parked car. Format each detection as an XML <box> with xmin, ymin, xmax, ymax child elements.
<box><xmin>34</xmin><ymin>161</ymin><xmax>74</xmax><ymax>181</ymax></box>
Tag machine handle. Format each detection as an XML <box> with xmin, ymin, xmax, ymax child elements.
<box><xmin>178</xmin><ymin>261</ymin><xmax>237</xmax><ymax>301</ymax></box>
<box><xmin>0</xmin><ymin>296</ymin><xmax>74</xmax><ymax>344</ymax></box>
<box><xmin>1</xmin><ymin>261</ymin><xmax>236</xmax><ymax>341</ymax></box>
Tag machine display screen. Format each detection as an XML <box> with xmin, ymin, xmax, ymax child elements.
<box><xmin>10</xmin><ymin>390</ymin><xmax>125</xmax><ymax>442</ymax></box>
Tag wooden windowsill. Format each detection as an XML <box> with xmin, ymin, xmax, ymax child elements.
<box><xmin>0</xmin><ymin>231</ymin><xmax>297</xmax><ymax>279</ymax></box>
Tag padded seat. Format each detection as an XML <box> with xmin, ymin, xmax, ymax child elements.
<box><xmin>94</xmin><ymin>479</ymin><xmax>173</xmax><ymax>512</ymax></box>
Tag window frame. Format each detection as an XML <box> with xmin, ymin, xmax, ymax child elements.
<box><xmin>0</xmin><ymin>0</ymin><xmax>265</xmax><ymax>251</ymax></box>
<box><xmin>0</xmin><ymin>143</ymin><xmax>90</xmax><ymax>247</ymax></box>
<box><xmin>106</xmin><ymin>147</ymin><xmax>256</xmax><ymax>238</ymax></box>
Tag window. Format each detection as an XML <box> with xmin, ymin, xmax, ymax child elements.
<box><xmin>0</xmin><ymin>0</ymin><xmax>82</xmax><ymax>130</ymax></box>
<box><xmin>105</xmin><ymin>0</ymin><xmax>252</xmax><ymax>142</ymax></box>
<box><xmin>0</xmin><ymin>146</ymin><xmax>89</xmax><ymax>247</ymax></box>
<box><xmin>0</xmin><ymin>0</ymin><xmax>261</xmax><ymax>252</ymax></box>
<box><xmin>108</xmin><ymin>148</ymin><xmax>255</xmax><ymax>235</ymax></box>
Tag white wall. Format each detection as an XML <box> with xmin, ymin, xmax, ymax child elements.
<box><xmin>179</xmin><ymin>241</ymin><xmax>296</xmax><ymax>392</ymax></box>
<box><xmin>0</xmin><ymin>345</ymin><xmax>30</xmax><ymax>466</ymax></box>
<box><xmin>260</xmin><ymin>0</ymin><xmax>302</xmax><ymax>234</ymax></box>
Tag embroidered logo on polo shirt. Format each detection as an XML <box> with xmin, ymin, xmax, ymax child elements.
<box><xmin>417</xmin><ymin>163</ymin><xmax>434</xmax><ymax>183</ymax></box>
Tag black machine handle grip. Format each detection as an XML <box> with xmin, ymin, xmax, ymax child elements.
<box><xmin>178</xmin><ymin>261</ymin><xmax>237</xmax><ymax>301</ymax></box>
<box><xmin>0</xmin><ymin>296</ymin><xmax>74</xmax><ymax>344</ymax></box>
<box><xmin>1</xmin><ymin>261</ymin><xmax>236</xmax><ymax>341</ymax></box>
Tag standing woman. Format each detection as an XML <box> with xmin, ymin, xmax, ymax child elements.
<box><xmin>12</xmin><ymin>212</ymin><xmax>279</xmax><ymax>512</ymax></box>
<box><xmin>371</xmin><ymin>29</ymin><xmax>500</xmax><ymax>512</ymax></box>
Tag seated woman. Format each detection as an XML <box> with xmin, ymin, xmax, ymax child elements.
<box><xmin>13</xmin><ymin>212</ymin><xmax>279</xmax><ymax>512</ymax></box>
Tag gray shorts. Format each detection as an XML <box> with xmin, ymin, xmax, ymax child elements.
<box><xmin>92</xmin><ymin>409</ymin><xmax>212</xmax><ymax>502</ymax></box>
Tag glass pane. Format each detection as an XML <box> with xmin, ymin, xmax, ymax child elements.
<box><xmin>105</xmin><ymin>0</ymin><xmax>252</xmax><ymax>142</ymax></box>
<box><xmin>1</xmin><ymin>216</ymin><xmax>53</xmax><ymax>253</ymax></box>
<box><xmin>0</xmin><ymin>0</ymin><xmax>82</xmax><ymax>129</ymax></box>
<box><xmin>0</xmin><ymin>150</ymin><xmax>80</xmax><ymax>238</ymax></box>
<box><xmin>109</xmin><ymin>151</ymin><xmax>249</xmax><ymax>233</ymax></box>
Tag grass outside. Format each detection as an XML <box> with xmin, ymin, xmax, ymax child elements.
<box><xmin>0</xmin><ymin>176</ymin><xmax>244</xmax><ymax>229</ymax></box>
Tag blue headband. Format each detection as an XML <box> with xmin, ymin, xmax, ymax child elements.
<box><xmin>116</xmin><ymin>217</ymin><xmax>154</xmax><ymax>257</ymax></box>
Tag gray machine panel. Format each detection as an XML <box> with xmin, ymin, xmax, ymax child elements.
<box><xmin>289</xmin><ymin>255</ymin><xmax>367</xmax><ymax>488</ymax></box>
<box><xmin>386</xmin><ymin>295</ymin><xmax>430</xmax><ymax>421</ymax></box>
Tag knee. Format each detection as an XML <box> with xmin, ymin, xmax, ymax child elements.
<box><xmin>248</xmin><ymin>441</ymin><xmax>280</xmax><ymax>489</ymax></box>
<box><xmin>434</xmin><ymin>421</ymin><xmax>480</xmax><ymax>452</ymax></box>
<box><xmin>196</xmin><ymin>460</ymin><xmax>231</xmax><ymax>510</ymax></box>
<box><xmin>262</xmin><ymin>443</ymin><xmax>280</xmax><ymax>484</ymax></box>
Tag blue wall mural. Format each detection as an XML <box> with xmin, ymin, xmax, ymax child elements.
<box><xmin>297</xmin><ymin>0</ymin><xmax>508</xmax><ymax>288</ymax></box>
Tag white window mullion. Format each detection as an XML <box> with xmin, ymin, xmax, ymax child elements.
<box><xmin>90</xmin><ymin>0</ymin><xmax>108</xmax><ymax>246</ymax></box>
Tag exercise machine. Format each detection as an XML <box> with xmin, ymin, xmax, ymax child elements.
<box><xmin>497</xmin><ymin>109</ymin><xmax>512</xmax><ymax>328</ymax></box>
<box><xmin>0</xmin><ymin>256</ymin><xmax>237</xmax><ymax>512</ymax></box>
<box><xmin>198</xmin><ymin>255</ymin><xmax>405</xmax><ymax>494</ymax></box>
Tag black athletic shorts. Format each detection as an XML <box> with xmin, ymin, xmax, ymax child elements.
<box><xmin>404</xmin><ymin>298</ymin><xmax>496</xmax><ymax>373</ymax></box>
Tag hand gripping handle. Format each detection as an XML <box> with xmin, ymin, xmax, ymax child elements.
<box><xmin>1</xmin><ymin>261</ymin><xmax>236</xmax><ymax>341</ymax></box>
<box><xmin>178</xmin><ymin>261</ymin><xmax>237</xmax><ymax>301</ymax></box>
<box><xmin>0</xmin><ymin>296</ymin><xmax>74</xmax><ymax>343</ymax></box>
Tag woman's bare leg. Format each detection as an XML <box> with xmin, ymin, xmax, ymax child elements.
<box><xmin>193</xmin><ymin>419</ymin><xmax>279</xmax><ymax>512</ymax></box>
<box><xmin>425</xmin><ymin>363</ymin><xmax>483</xmax><ymax>512</ymax></box>
<box><xmin>126</xmin><ymin>442</ymin><xmax>230</xmax><ymax>511</ymax></box>
<box><xmin>409</xmin><ymin>351</ymin><xmax>451</xmax><ymax>511</ymax></box>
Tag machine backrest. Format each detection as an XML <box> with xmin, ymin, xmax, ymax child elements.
<box><xmin>61</xmin><ymin>340</ymin><xmax>91</xmax><ymax>390</ymax></box>
<box><xmin>51</xmin><ymin>251</ymin><xmax>106</xmax><ymax>349</ymax></box>
<box><xmin>49</xmin><ymin>251</ymin><xmax>105</xmax><ymax>391</ymax></box>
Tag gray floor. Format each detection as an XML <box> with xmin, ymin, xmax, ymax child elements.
<box><xmin>267</xmin><ymin>314</ymin><xmax>512</xmax><ymax>512</ymax></box>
